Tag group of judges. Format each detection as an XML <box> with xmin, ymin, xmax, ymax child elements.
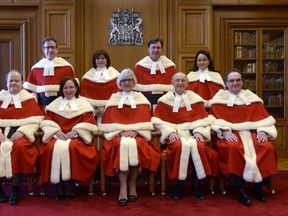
<box><xmin>0</xmin><ymin>37</ymin><xmax>278</xmax><ymax>207</ymax></box>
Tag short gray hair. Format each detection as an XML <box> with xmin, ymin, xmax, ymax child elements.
<box><xmin>116</xmin><ymin>68</ymin><xmax>137</xmax><ymax>89</ymax></box>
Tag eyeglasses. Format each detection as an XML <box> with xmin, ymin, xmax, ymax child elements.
<box><xmin>43</xmin><ymin>46</ymin><xmax>57</xmax><ymax>50</ymax></box>
<box><xmin>227</xmin><ymin>78</ymin><xmax>242</xmax><ymax>83</ymax></box>
<box><xmin>120</xmin><ymin>79</ymin><xmax>134</xmax><ymax>83</ymax></box>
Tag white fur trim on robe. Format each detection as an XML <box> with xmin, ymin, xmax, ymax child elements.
<box><xmin>119</xmin><ymin>137</ymin><xmax>139</xmax><ymax>172</ymax></box>
<box><xmin>135</xmin><ymin>55</ymin><xmax>175</xmax><ymax>70</ymax></box>
<box><xmin>99</xmin><ymin>91</ymin><xmax>153</xmax><ymax>139</ymax></box>
<box><xmin>0</xmin><ymin>140</ymin><xmax>13</xmax><ymax>178</ymax></box>
<box><xmin>133</xmin><ymin>83</ymin><xmax>174</xmax><ymax>93</ymax></box>
<box><xmin>152</xmin><ymin>91</ymin><xmax>211</xmax><ymax>142</ymax></box>
<box><xmin>45</xmin><ymin>97</ymin><xmax>95</xmax><ymax>118</ymax></box>
<box><xmin>82</xmin><ymin>66</ymin><xmax>119</xmax><ymax>83</ymax></box>
<box><xmin>239</xmin><ymin>131</ymin><xmax>262</xmax><ymax>183</ymax></box>
<box><xmin>209</xmin><ymin>89</ymin><xmax>263</xmax><ymax>106</ymax></box>
<box><xmin>72</xmin><ymin>122</ymin><xmax>97</xmax><ymax>144</ymax></box>
<box><xmin>134</xmin><ymin>56</ymin><xmax>175</xmax><ymax>92</ymax></box>
<box><xmin>209</xmin><ymin>89</ymin><xmax>277</xmax><ymax>139</ymax></box>
<box><xmin>40</xmin><ymin>120</ymin><xmax>61</xmax><ymax>143</ymax></box>
<box><xmin>0</xmin><ymin>90</ymin><xmax>43</xmax><ymax>128</ymax></box>
<box><xmin>187</xmin><ymin>71</ymin><xmax>225</xmax><ymax>87</ymax></box>
<box><xmin>50</xmin><ymin>139</ymin><xmax>71</xmax><ymax>183</ymax></box>
<box><xmin>31</xmin><ymin>57</ymin><xmax>74</xmax><ymax>70</ymax></box>
<box><xmin>178</xmin><ymin>134</ymin><xmax>206</xmax><ymax>180</ymax></box>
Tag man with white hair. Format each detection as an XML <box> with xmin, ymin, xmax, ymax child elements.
<box><xmin>152</xmin><ymin>72</ymin><xmax>218</xmax><ymax>200</ymax></box>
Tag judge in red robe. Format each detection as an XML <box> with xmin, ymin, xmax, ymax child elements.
<box><xmin>152</xmin><ymin>72</ymin><xmax>218</xmax><ymax>200</ymax></box>
<box><xmin>209</xmin><ymin>69</ymin><xmax>278</xmax><ymax>206</ymax></box>
<box><xmin>99</xmin><ymin>69</ymin><xmax>161</xmax><ymax>206</ymax></box>
<box><xmin>80</xmin><ymin>49</ymin><xmax>120</xmax><ymax>120</ymax></box>
<box><xmin>187</xmin><ymin>50</ymin><xmax>225</xmax><ymax>107</ymax></box>
<box><xmin>39</xmin><ymin>77</ymin><xmax>99</xmax><ymax>201</ymax></box>
<box><xmin>133</xmin><ymin>38</ymin><xmax>176</xmax><ymax>108</ymax></box>
<box><xmin>23</xmin><ymin>37</ymin><xmax>78</xmax><ymax>112</ymax></box>
<box><xmin>0</xmin><ymin>70</ymin><xmax>44</xmax><ymax>205</ymax></box>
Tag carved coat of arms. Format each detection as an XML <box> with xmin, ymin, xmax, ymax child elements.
<box><xmin>108</xmin><ymin>8</ymin><xmax>144</xmax><ymax>46</ymax></box>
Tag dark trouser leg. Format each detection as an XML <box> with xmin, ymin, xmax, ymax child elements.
<box><xmin>191</xmin><ymin>170</ymin><xmax>205</xmax><ymax>200</ymax></box>
<box><xmin>230</xmin><ymin>174</ymin><xmax>251</xmax><ymax>206</ymax></box>
<box><xmin>253</xmin><ymin>179</ymin><xmax>268</xmax><ymax>202</ymax></box>
<box><xmin>0</xmin><ymin>178</ymin><xmax>6</xmax><ymax>202</ymax></box>
<box><xmin>65</xmin><ymin>179</ymin><xmax>76</xmax><ymax>200</ymax></box>
<box><xmin>9</xmin><ymin>173</ymin><xmax>22</xmax><ymax>205</ymax></box>
<box><xmin>172</xmin><ymin>180</ymin><xmax>184</xmax><ymax>200</ymax></box>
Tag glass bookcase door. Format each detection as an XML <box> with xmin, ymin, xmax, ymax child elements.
<box><xmin>233</xmin><ymin>30</ymin><xmax>257</xmax><ymax>92</ymax></box>
<box><xmin>262</xmin><ymin>30</ymin><xmax>285</xmax><ymax>118</ymax></box>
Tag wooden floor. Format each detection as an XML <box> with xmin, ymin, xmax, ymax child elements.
<box><xmin>278</xmin><ymin>159</ymin><xmax>288</xmax><ymax>170</ymax></box>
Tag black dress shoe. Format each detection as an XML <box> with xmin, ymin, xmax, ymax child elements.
<box><xmin>9</xmin><ymin>187</ymin><xmax>20</xmax><ymax>205</ymax></box>
<box><xmin>0</xmin><ymin>185</ymin><xmax>6</xmax><ymax>203</ymax></box>
<box><xmin>253</xmin><ymin>185</ymin><xmax>267</xmax><ymax>202</ymax></box>
<box><xmin>192</xmin><ymin>187</ymin><xmax>205</xmax><ymax>200</ymax></box>
<box><xmin>0</xmin><ymin>191</ymin><xmax>6</xmax><ymax>203</ymax></box>
<box><xmin>55</xmin><ymin>182</ymin><xmax>65</xmax><ymax>201</ymax></box>
<box><xmin>118</xmin><ymin>198</ymin><xmax>128</xmax><ymax>206</ymax></box>
<box><xmin>173</xmin><ymin>180</ymin><xmax>183</xmax><ymax>200</ymax></box>
<box><xmin>128</xmin><ymin>195</ymin><xmax>138</xmax><ymax>202</ymax></box>
<box><xmin>238</xmin><ymin>188</ymin><xmax>252</xmax><ymax>206</ymax></box>
<box><xmin>65</xmin><ymin>180</ymin><xmax>76</xmax><ymax>200</ymax></box>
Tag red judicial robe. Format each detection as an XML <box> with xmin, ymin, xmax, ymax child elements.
<box><xmin>23</xmin><ymin>57</ymin><xmax>78</xmax><ymax>112</ymax></box>
<box><xmin>152</xmin><ymin>91</ymin><xmax>218</xmax><ymax>180</ymax></box>
<box><xmin>134</xmin><ymin>56</ymin><xmax>176</xmax><ymax>93</ymax></box>
<box><xmin>98</xmin><ymin>91</ymin><xmax>161</xmax><ymax>177</ymax></box>
<box><xmin>209</xmin><ymin>89</ymin><xmax>278</xmax><ymax>182</ymax></box>
<box><xmin>187</xmin><ymin>70</ymin><xmax>225</xmax><ymax>107</ymax></box>
<box><xmin>38</xmin><ymin>97</ymin><xmax>99</xmax><ymax>185</ymax></box>
<box><xmin>80</xmin><ymin>66</ymin><xmax>120</xmax><ymax>109</ymax></box>
<box><xmin>0</xmin><ymin>89</ymin><xmax>43</xmax><ymax>178</ymax></box>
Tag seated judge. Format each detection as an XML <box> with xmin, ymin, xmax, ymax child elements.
<box><xmin>98</xmin><ymin>68</ymin><xmax>161</xmax><ymax>206</ymax></box>
<box><xmin>152</xmin><ymin>72</ymin><xmax>218</xmax><ymax>200</ymax></box>
<box><xmin>0</xmin><ymin>70</ymin><xmax>43</xmax><ymax>205</ymax></box>
<box><xmin>38</xmin><ymin>77</ymin><xmax>99</xmax><ymax>201</ymax></box>
<box><xmin>209</xmin><ymin>68</ymin><xmax>278</xmax><ymax>206</ymax></box>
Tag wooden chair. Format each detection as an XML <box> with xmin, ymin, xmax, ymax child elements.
<box><xmin>154</xmin><ymin>130</ymin><xmax>216</xmax><ymax>196</ymax></box>
<box><xmin>98</xmin><ymin>131</ymin><xmax>157</xmax><ymax>196</ymax></box>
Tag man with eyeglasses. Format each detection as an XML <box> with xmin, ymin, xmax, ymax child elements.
<box><xmin>24</xmin><ymin>36</ymin><xmax>78</xmax><ymax>112</ymax></box>
<box><xmin>208</xmin><ymin>68</ymin><xmax>278</xmax><ymax>206</ymax></box>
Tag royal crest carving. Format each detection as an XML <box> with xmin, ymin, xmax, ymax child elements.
<box><xmin>108</xmin><ymin>8</ymin><xmax>144</xmax><ymax>46</ymax></box>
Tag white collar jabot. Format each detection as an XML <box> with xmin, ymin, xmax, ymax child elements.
<box><xmin>118</xmin><ymin>92</ymin><xmax>136</xmax><ymax>109</ymax></box>
<box><xmin>227</xmin><ymin>92</ymin><xmax>251</xmax><ymax>107</ymax></box>
<box><xmin>93</xmin><ymin>67</ymin><xmax>110</xmax><ymax>81</ymax></box>
<box><xmin>43</xmin><ymin>59</ymin><xmax>55</xmax><ymax>76</ymax></box>
<box><xmin>1</xmin><ymin>93</ymin><xmax>22</xmax><ymax>109</ymax></box>
<box><xmin>198</xmin><ymin>68</ymin><xmax>211</xmax><ymax>83</ymax></box>
<box><xmin>58</xmin><ymin>97</ymin><xmax>78</xmax><ymax>111</ymax></box>
<box><xmin>173</xmin><ymin>91</ymin><xmax>192</xmax><ymax>112</ymax></box>
<box><xmin>151</xmin><ymin>60</ymin><xmax>166</xmax><ymax>75</ymax></box>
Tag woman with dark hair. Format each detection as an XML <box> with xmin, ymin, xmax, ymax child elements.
<box><xmin>38</xmin><ymin>77</ymin><xmax>99</xmax><ymax>201</ymax></box>
<box><xmin>187</xmin><ymin>50</ymin><xmax>225</xmax><ymax>107</ymax></box>
<box><xmin>80</xmin><ymin>49</ymin><xmax>120</xmax><ymax>121</ymax></box>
